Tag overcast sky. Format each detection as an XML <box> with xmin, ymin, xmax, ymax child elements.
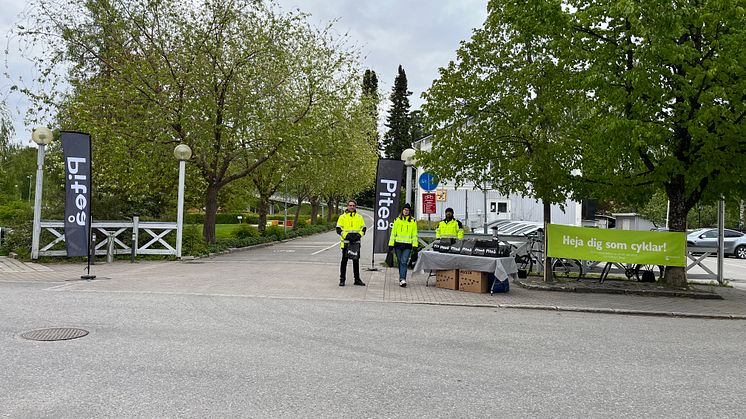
<box><xmin>1</xmin><ymin>0</ymin><xmax>488</xmax><ymax>144</ymax></box>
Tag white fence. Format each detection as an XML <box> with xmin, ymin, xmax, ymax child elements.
<box><xmin>34</xmin><ymin>216</ymin><xmax>178</xmax><ymax>258</ymax></box>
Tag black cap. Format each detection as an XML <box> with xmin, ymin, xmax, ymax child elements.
<box><xmin>403</xmin><ymin>203</ymin><xmax>411</xmax><ymax>210</ymax></box>
<box><xmin>445</xmin><ymin>207</ymin><xmax>454</xmax><ymax>214</ymax></box>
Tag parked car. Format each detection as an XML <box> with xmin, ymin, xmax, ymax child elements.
<box><xmin>686</xmin><ymin>228</ymin><xmax>746</xmax><ymax>259</ymax></box>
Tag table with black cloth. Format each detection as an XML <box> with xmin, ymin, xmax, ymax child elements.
<box><xmin>412</xmin><ymin>250</ymin><xmax>518</xmax><ymax>287</ymax></box>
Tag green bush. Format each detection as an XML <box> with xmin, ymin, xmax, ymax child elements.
<box><xmin>263</xmin><ymin>225</ymin><xmax>286</xmax><ymax>240</ymax></box>
<box><xmin>232</xmin><ymin>224</ymin><xmax>259</xmax><ymax>239</ymax></box>
<box><xmin>0</xmin><ymin>201</ymin><xmax>32</xmax><ymax>224</ymax></box>
<box><xmin>0</xmin><ymin>221</ymin><xmax>32</xmax><ymax>258</ymax></box>
<box><xmin>182</xmin><ymin>224</ymin><xmax>208</xmax><ymax>256</ymax></box>
<box><xmin>200</xmin><ymin>221</ymin><xmax>336</xmax><ymax>255</ymax></box>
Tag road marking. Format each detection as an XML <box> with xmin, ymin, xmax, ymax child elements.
<box><xmin>312</xmin><ymin>243</ymin><xmax>339</xmax><ymax>255</ymax></box>
<box><xmin>43</xmin><ymin>283</ymin><xmax>79</xmax><ymax>291</ymax></box>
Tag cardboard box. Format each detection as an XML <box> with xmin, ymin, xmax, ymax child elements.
<box><xmin>459</xmin><ymin>270</ymin><xmax>490</xmax><ymax>293</ymax></box>
<box><xmin>436</xmin><ymin>269</ymin><xmax>459</xmax><ymax>290</ymax></box>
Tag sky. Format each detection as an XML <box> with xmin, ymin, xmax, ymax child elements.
<box><xmin>1</xmin><ymin>0</ymin><xmax>489</xmax><ymax>144</ymax></box>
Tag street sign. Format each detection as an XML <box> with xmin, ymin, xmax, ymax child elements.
<box><xmin>418</xmin><ymin>172</ymin><xmax>439</xmax><ymax>192</ymax></box>
<box><xmin>435</xmin><ymin>189</ymin><xmax>447</xmax><ymax>201</ymax></box>
<box><xmin>422</xmin><ymin>193</ymin><xmax>436</xmax><ymax>214</ymax></box>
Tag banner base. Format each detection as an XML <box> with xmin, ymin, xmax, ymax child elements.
<box><xmin>80</xmin><ymin>274</ymin><xmax>97</xmax><ymax>281</ymax></box>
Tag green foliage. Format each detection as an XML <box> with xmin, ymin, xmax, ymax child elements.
<box><xmin>15</xmin><ymin>0</ymin><xmax>368</xmax><ymax>244</ymax></box>
<box><xmin>421</xmin><ymin>0</ymin><xmax>746</xmax><ymax>231</ymax></box>
<box><xmin>232</xmin><ymin>224</ymin><xmax>259</xmax><ymax>239</ymax></box>
<box><xmin>200</xmin><ymin>222</ymin><xmax>335</xmax><ymax>256</ymax></box>
<box><xmin>0</xmin><ymin>221</ymin><xmax>32</xmax><ymax>258</ymax></box>
<box><xmin>0</xmin><ymin>201</ymin><xmax>32</xmax><ymax>224</ymax></box>
<box><xmin>182</xmin><ymin>224</ymin><xmax>208</xmax><ymax>256</ymax></box>
<box><xmin>263</xmin><ymin>225</ymin><xmax>286</xmax><ymax>240</ymax></box>
<box><xmin>383</xmin><ymin>65</ymin><xmax>413</xmax><ymax>159</ymax></box>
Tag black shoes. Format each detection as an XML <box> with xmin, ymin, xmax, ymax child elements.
<box><xmin>340</xmin><ymin>279</ymin><xmax>365</xmax><ymax>286</ymax></box>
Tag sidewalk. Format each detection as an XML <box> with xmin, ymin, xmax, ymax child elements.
<box><xmin>2</xmin><ymin>255</ymin><xmax>745</xmax><ymax>319</ymax></box>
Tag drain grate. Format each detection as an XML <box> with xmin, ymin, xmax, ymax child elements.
<box><xmin>21</xmin><ymin>327</ymin><xmax>89</xmax><ymax>342</ymax></box>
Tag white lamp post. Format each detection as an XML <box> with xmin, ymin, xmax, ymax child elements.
<box><xmin>30</xmin><ymin>127</ymin><xmax>53</xmax><ymax>259</ymax></box>
<box><xmin>400</xmin><ymin>148</ymin><xmax>417</xmax><ymax>209</ymax></box>
<box><xmin>174</xmin><ymin>144</ymin><xmax>192</xmax><ymax>259</ymax></box>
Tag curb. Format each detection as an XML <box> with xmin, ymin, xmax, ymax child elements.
<box><xmin>514</xmin><ymin>280</ymin><xmax>723</xmax><ymax>300</ymax></box>
<box><xmin>399</xmin><ymin>300</ymin><xmax>746</xmax><ymax>320</ymax></box>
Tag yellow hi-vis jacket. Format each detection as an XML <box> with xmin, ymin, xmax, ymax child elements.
<box><xmin>388</xmin><ymin>216</ymin><xmax>418</xmax><ymax>248</ymax></box>
<box><xmin>336</xmin><ymin>211</ymin><xmax>366</xmax><ymax>248</ymax></box>
<box><xmin>436</xmin><ymin>219</ymin><xmax>464</xmax><ymax>239</ymax></box>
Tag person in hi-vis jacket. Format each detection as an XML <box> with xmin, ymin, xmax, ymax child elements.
<box><xmin>436</xmin><ymin>207</ymin><xmax>464</xmax><ymax>239</ymax></box>
<box><xmin>335</xmin><ymin>200</ymin><xmax>367</xmax><ymax>286</ymax></box>
<box><xmin>388</xmin><ymin>203</ymin><xmax>418</xmax><ymax>287</ymax></box>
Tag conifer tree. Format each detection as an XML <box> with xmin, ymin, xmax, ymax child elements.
<box><xmin>383</xmin><ymin>65</ymin><xmax>412</xmax><ymax>159</ymax></box>
<box><xmin>362</xmin><ymin>69</ymin><xmax>380</xmax><ymax>151</ymax></box>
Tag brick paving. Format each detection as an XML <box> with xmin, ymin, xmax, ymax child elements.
<box><xmin>2</xmin><ymin>255</ymin><xmax>745</xmax><ymax>319</ymax></box>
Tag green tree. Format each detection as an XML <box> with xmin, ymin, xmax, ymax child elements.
<box><xmin>0</xmin><ymin>100</ymin><xmax>12</xmax><ymax>158</ymax></box>
<box><xmin>362</xmin><ymin>69</ymin><xmax>381</xmax><ymax>153</ymax></box>
<box><xmin>15</xmin><ymin>0</ymin><xmax>363</xmax><ymax>243</ymax></box>
<box><xmin>409</xmin><ymin>109</ymin><xmax>425</xmax><ymax>143</ymax></box>
<box><xmin>421</xmin><ymin>0</ymin><xmax>746</xmax><ymax>287</ymax></box>
<box><xmin>383</xmin><ymin>65</ymin><xmax>413</xmax><ymax>160</ymax></box>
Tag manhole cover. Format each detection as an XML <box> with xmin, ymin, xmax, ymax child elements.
<box><xmin>21</xmin><ymin>328</ymin><xmax>89</xmax><ymax>342</ymax></box>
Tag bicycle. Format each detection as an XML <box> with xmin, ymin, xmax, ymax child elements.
<box><xmin>632</xmin><ymin>264</ymin><xmax>665</xmax><ymax>282</ymax></box>
<box><xmin>551</xmin><ymin>258</ymin><xmax>584</xmax><ymax>280</ymax></box>
<box><xmin>513</xmin><ymin>232</ymin><xmax>545</xmax><ymax>275</ymax></box>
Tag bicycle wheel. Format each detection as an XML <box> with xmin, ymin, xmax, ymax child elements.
<box><xmin>635</xmin><ymin>264</ymin><xmax>663</xmax><ymax>282</ymax></box>
<box><xmin>552</xmin><ymin>258</ymin><xmax>583</xmax><ymax>280</ymax></box>
<box><xmin>514</xmin><ymin>254</ymin><xmax>534</xmax><ymax>276</ymax></box>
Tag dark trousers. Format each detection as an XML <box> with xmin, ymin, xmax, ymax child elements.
<box><xmin>340</xmin><ymin>245</ymin><xmax>360</xmax><ymax>282</ymax></box>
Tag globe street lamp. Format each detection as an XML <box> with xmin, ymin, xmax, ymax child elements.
<box><xmin>31</xmin><ymin>127</ymin><xmax>53</xmax><ymax>259</ymax></box>
<box><xmin>174</xmin><ymin>144</ymin><xmax>192</xmax><ymax>259</ymax></box>
<box><xmin>400</xmin><ymin>148</ymin><xmax>417</xmax><ymax>209</ymax></box>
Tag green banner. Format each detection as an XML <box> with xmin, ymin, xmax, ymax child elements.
<box><xmin>546</xmin><ymin>224</ymin><xmax>686</xmax><ymax>266</ymax></box>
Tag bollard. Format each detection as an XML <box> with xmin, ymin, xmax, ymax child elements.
<box><xmin>91</xmin><ymin>233</ymin><xmax>96</xmax><ymax>265</ymax></box>
<box><xmin>130</xmin><ymin>230</ymin><xmax>136</xmax><ymax>263</ymax></box>
<box><xmin>107</xmin><ymin>233</ymin><xmax>115</xmax><ymax>263</ymax></box>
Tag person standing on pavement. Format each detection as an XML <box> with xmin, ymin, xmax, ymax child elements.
<box><xmin>388</xmin><ymin>203</ymin><xmax>418</xmax><ymax>287</ymax></box>
<box><xmin>336</xmin><ymin>200</ymin><xmax>367</xmax><ymax>287</ymax></box>
<box><xmin>436</xmin><ymin>207</ymin><xmax>464</xmax><ymax>239</ymax></box>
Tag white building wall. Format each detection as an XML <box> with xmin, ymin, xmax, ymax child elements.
<box><xmin>412</xmin><ymin>137</ymin><xmax>582</xmax><ymax>228</ymax></box>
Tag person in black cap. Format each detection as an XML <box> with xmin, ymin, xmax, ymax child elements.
<box><xmin>436</xmin><ymin>207</ymin><xmax>464</xmax><ymax>239</ymax></box>
<box><xmin>335</xmin><ymin>199</ymin><xmax>367</xmax><ymax>286</ymax></box>
<box><xmin>388</xmin><ymin>203</ymin><xmax>418</xmax><ymax>287</ymax></box>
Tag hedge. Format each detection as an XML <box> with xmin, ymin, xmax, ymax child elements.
<box><xmin>200</xmin><ymin>222</ymin><xmax>337</xmax><ymax>256</ymax></box>
<box><xmin>185</xmin><ymin>213</ymin><xmax>331</xmax><ymax>225</ymax></box>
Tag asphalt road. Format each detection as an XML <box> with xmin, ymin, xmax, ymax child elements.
<box><xmin>2</xmin><ymin>282</ymin><xmax>745</xmax><ymax>418</ymax></box>
<box><xmin>2</xmin><ymin>211</ymin><xmax>746</xmax><ymax>418</ymax></box>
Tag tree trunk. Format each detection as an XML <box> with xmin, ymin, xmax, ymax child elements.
<box><xmin>326</xmin><ymin>197</ymin><xmax>335</xmax><ymax>223</ymax></box>
<box><xmin>740</xmin><ymin>200</ymin><xmax>745</xmax><ymax>230</ymax></box>
<box><xmin>257</xmin><ymin>196</ymin><xmax>270</xmax><ymax>233</ymax></box>
<box><xmin>309</xmin><ymin>196</ymin><xmax>319</xmax><ymax>225</ymax></box>
<box><xmin>203</xmin><ymin>183</ymin><xmax>220</xmax><ymax>244</ymax></box>
<box><xmin>661</xmin><ymin>187</ymin><xmax>689</xmax><ymax>288</ymax></box>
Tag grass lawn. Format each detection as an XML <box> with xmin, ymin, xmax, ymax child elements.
<box><xmin>215</xmin><ymin>224</ymin><xmax>239</xmax><ymax>239</ymax></box>
<box><xmin>201</xmin><ymin>224</ymin><xmax>264</xmax><ymax>239</ymax></box>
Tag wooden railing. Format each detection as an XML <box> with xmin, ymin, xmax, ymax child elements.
<box><xmin>34</xmin><ymin>216</ymin><xmax>178</xmax><ymax>259</ymax></box>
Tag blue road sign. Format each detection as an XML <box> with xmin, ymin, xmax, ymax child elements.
<box><xmin>418</xmin><ymin>172</ymin><xmax>439</xmax><ymax>192</ymax></box>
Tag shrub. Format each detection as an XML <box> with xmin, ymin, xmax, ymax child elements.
<box><xmin>263</xmin><ymin>225</ymin><xmax>285</xmax><ymax>240</ymax></box>
<box><xmin>232</xmin><ymin>224</ymin><xmax>259</xmax><ymax>239</ymax></box>
<box><xmin>182</xmin><ymin>224</ymin><xmax>208</xmax><ymax>256</ymax></box>
<box><xmin>0</xmin><ymin>221</ymin><xmax>32</xmax><ymax>258</ymax></box>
